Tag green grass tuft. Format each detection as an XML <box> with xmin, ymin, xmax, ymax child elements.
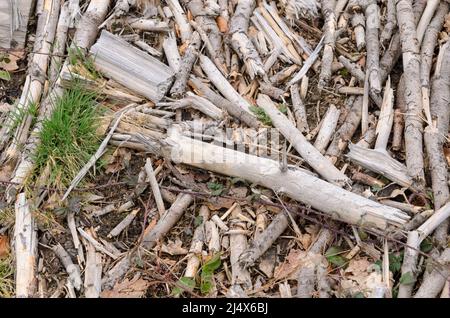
<box><xmin>32</xmin><ymin>82</ymin><xmax>102</xmax><ymax>189</ymax></box>
<box><xmin>68</xmin><ymin>46</ymin><xmax>102</xmax><ymax>80</ymax></box>
<box><xmin>0</xmin><ymin>256</ymin><xmax>14</xmax><ymax>298</ymax></box>
<box><xmin>250</xmin><ymin>106</ymin><xmax>272</xmax><ymax>126</ymax></box>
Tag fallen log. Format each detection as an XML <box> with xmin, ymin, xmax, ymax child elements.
<box><xmin>0</xmin><ymin>0</ymin><xmax>34</xmax><ymax>49</ymax></box>
<box><xmin>136</xmin><ymin>126</ymin><xmax>410</xmax><ymax>232</ymax></box>
<box><xmin>14</xmin><ymin>193</ymin><xmax>38</xmax><ymax>297</ymax></box>
<box><xmin>90</xmin><ymin>30</ymin><xmax>175</xmax><ymax>103</ymax></box>
<box><xmin>396</xmin><ymin>0</ymin><xmax>425</xmax><ymax>188</ymax></box>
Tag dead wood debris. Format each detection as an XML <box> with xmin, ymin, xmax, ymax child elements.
<box><xmin>0</xmin><ymin>0</ymin><xmax>450</xmax><ymax>299</ymax></box>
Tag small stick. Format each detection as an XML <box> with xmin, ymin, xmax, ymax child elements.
<box><xmin>67</xmin><ymin>211</ymin><xmax>84</xmax><ymax>264</ymax></box>
<box><xmin>83</xmin><ymin>238</ymin><xmax>102</xmax><ymax>298</ymax></box>
<box><xmin>142</xmin><ymin>194</ymin><xmax>194</xmax><ymax>249</ymax></box>
<box><xmin>380</xmin><ymin>0</ymin><xmax>396</xmax><ymax>47</ymax></box>
<box><xmin>318</xmin><ymin>0</ymin><xmax>337</xmax><ymax>88</ymax></box>
<box><xmin>338</xmin><ymin>86</ymin><xmax>364</xmax><ymax>95</ymax></box>
<box><xmin>228</xmin><ymin>205</ymin><xmax>252</xmax><ymax>293</ymax></box>
<box><xmin>314</xmin><ymin>104</ymin><xmax>340</xmax><ymax>154</ymax></box>
<box><xmin>290</xmin><ymin>84</ymin><xmax>309</xmax><ymax>133</ymax></box>
<box><xmin>185</xmin><ymin>205</ymin><xmax>209</xmax><ymax>279</ymax></box>
<box><xmin>92</xmin><ymin>204</ymin><xmax>115</xmax><ymax>217</ymax></box>
<box><xmin>77</xmin><ymin>228</ymin><xmax>118</xmax><ymax>260</ymax></box>
<box><xmin>107</xmin><ymin>209</ymin><xmax>139</xmax><ymax>238</ymax></box>
<box><xmin>211</xmin><ymin>214</ymin><xmax>229</xmax><ymax>231</ymax></box>
<box><xmin>170</xmin><ymin>31</ymin><xmax>201</xmax><ymax>97</ymax></box>
<box><xmin>52</xmin><ymin>243</ymin><xmax>82</xmax><ymax>291</ymax></box>
<box><xmin>145</xmin><ymin>158</ymin><xmax>165</xmax><ymax>217</ymax></box>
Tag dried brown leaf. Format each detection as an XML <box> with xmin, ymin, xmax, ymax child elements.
<box><xmin>273</xmin><ymin>249</ymin><xmax>306</xmax><ymax>280</ymax></box>
<box><xmin>101</xmin><ymin>274</ymin><xmax>150</xmax><ymax>298</ymax></box>
<box><xmin>0</xmin><ymin>235</ymin><xmax>10</xmax><ymax>259</ymax></box>
<box><xmin>161</xmin><ymin>238</ymin><xmax>188</xmax><ymax>255</ymax></box>
<box><xmin>105</xmin><ymin>148</ymin><xmax>132</xmax><ymax>174</ymax></box>
<box><xmin>0</xmin><ymin>50</ymin><xmax>25</xmax><ymax>71</ymax></box>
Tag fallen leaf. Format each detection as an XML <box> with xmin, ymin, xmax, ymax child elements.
<box><xmin>105</xmin><ymin>148</ymin><xmax>131</xmax><ymax>174</ymax></box>
<box><xmin>0</xmin><ymin>235</ymin><xmax>10</xmax><ymax>259</ymax></box>
<box><xmin>101</xmin><ymin>274</ymin><xmax>150</xmax><ymax>298</ymax></box>
<box><xmin>0</xmin><ymin>102</ymin><xmax>13</xmax><ymax>113</ymax></box>
<box><xmin>206</xmin><ymin>196</ymin><xmax>235</xmax><ymax>210</ymax></box>
<box><xmin>229</xmin><ymin>186</ymin><xmax>248</xmax><ymax>198</ymax></box>
<box><xmin>299</xmin><ymin>233</ymin><xmax>312</xmax><ymax>250</ymax></box>
<box><xmin>161</xmin><ymin>239</ymin><xmax>188</xmax><ymax>255</ymax></box>
<box><xmin>340</xmin><ymin>258</ymin><xmax>384</xmax><ymax>297</ymax></box>
<box><xmin>273</xmin><ymin>249</ymin><xmax>306</xmax><ymax>280</ymax></box>
<box><xmin>0</xmin><ymin>50</ymin><xmax>25</xmax><ymax>72</ymax></box>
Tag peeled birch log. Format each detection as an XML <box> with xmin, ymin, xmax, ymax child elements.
<box><xmin>416</xmin><ymin>0</ymin><xmax>440</xmax><ymax>45</ymax></box>
<box><xmin>184</xmin><ymin>0</ymin><xmax>225</xmax><ymax>68</ymax></box>
<box><xmin>398</xmin><ymin>230</ymin><xmax>420</xmax><ymax>298</ymax></box>
<box><xmin>363</xmin><ymin>0</ymin><xmax>381</xmax><ymax>94</ymax></box>
<box><xmin>185</xmin><ymin>206</ymin><xmax>209</xmax><ymax>278</ymax></box>
<box><xmin>351</xmin><ymin>12</ymin><xmax>365</xmax><ymax>51</ymax></box>
<box><xmin>144</xmin><ymin>158</ymin><xmax>166</xmax><ymax>217</ymax></box>
<box><xmin>166</xmin><ymin>0</ymin><xmax>192</xmax><ymax>43</ymax></box>
<box><xmin>142</xmin><ymin>194</ymin><xmax>194</xmax><ymax>249</ymax></box>
<box><xmin>396</xmin><ymin>0</ymin><xmax>425</xmax><ymax>187</ymax></box>
<box><xmin>425</xmin><ymin>41</ymin><xmax>450</xmax><ymax>245</ymax></box>
<box><xmin>238</xmin><ymin>212</ymin><xmax>289</xmax><ymax>268</ymax></box>
<box><xmin>83</xmin><ymin>240</ymin><xmax>102</xmax><ymax>298</ymax></box>
<box><xmin>14</xmin><ymin>193</ymin><xmax>38</xmax><ymax>297</ymax></box>
<box><xmin>347</xmin><ymin>145</ymin><xmax>413</xmax><ymax>188</ymax></box>
<box><xmin>326</xmin><ymin>96</ymin><xmax>362</xmax><ymax>164</ymax></box>
<box><xmin>297</xmin><ymin>229</ymin><xmax>333</xmax><ymax>298</ymax></box>
<box><xmin>257</xmin><ymin>94</ymin><xmax>350</xmax><ymax>187</ymax></box>
<box><xmin>49</xmin><ymin>1</ymin><xmax>71</xmax><ymax>85</ymax></box>
<box><xmin>0</xmin><ymin>0</ymin><xmax>34</xmax><ymax>49</ymax></box>
<box><xmin>399</xmin><ymin>203</ymin><xmax>450</xmax><ymax>298</ymax></box>
<box><xmin>123</xmin><ymin>17</ymin><xmax>170</xmax><ymax>32</ymax></box>
<box><xmin>318</xmin><ymin>0</ymin><xmax>337</xmax><ymax>88</ymax></box>
<box><xmin>163</xmin><ymin>31</ymin><xmax>181</xmax><ymax>72</ymax></box>
<box><xmin>313</xmin><ymin>104</ymin><xmax>340</xmax><ymax>154</ymax></box>
<box><xmin>90</xmin><ymin>30</ymin><xmax>175</xmax><ymax>103</ymax></box>
<box><xmin>138</xmin><ymin>126</ymin><xmax>410</xmax><ymax>231</ymax></box>
<box><xmin>420</xmin><ymin>4</ymin><xmax>449</xmax><ymax>129</ymax></box>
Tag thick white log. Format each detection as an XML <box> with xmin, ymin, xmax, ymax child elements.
<box><xmin>14</xmin><ymin>193</ymin><xmax>38</xmax><ymax>297</ymax></box>
<box><xmin>0</xmin><ymin>0</ymin><xmax>33</xmax><ymax>49</ymax></box>
<box><xmin>142</xmin><ymin>126</ymin><xmax>410</xmax><ymax>230</ymax></box>
<box><xmin>90</xmin><ymin>30</ymin><xmax>174</xmax><ymax>103</ymax></box>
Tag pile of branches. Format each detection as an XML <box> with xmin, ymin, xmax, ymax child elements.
<box><xmin>0</xmin><ymin>0</ymin><xmax>449</xmax><ymax>298</ymax></box>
